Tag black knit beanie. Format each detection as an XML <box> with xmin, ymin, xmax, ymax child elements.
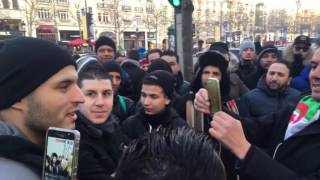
<box><xmin>257</xmin><ymin>45</ymin><xmax>280</xmax><ymax>62</ymax></box>
<box><xmin>209</xmin><ymin>42</ymin><xmax>229</xmax><ymax>54</ymax></box>
<box><xmin>143</xmin><ymin>70</ymin><xmax>175</xmax><ymax>99</ymax></box>
<box><xmin>147</xmin><ymin>58</ymin><xmax>172</xmax><ymax>73</ymax></box>
<box><xmin>102</xmin><ymin>60</ymin><xmax>121</xmax><ymax>74</ymax></box>
<box><xmin>95</xmin><ymin>36</ymin><xmax>116</xmax><ymax>53</ymax></box>
<box><xmin>0</xmin><ymin>37</ymin><xmax>76</xmax><ymax>110</ymax></box>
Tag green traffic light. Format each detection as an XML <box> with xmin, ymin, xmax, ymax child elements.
<box><xmin>172</xmin><ymin>0</ymin><xmax>181</xmax><ymax>6</ymax></box>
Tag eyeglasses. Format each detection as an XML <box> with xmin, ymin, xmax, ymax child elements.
<box><xmin>295</xmin><ymin>46</ymin><xmax>309</xmax><ymax>52</ymax></box>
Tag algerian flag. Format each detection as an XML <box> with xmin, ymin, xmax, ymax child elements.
<box><xmin>284</xmin><ymin>96</ymin><xmax>320</xmax><ymax>140</ymax></box>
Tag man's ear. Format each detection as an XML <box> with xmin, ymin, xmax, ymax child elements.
<box><xmin>165</xmin><ymin>99</ymin><xmax>171</xmax><ymax>105</ymax></box>
<box><xmin>11</xmin><ymin>99</ymin><xmax>27</xmax><ymax>111</ymax></box>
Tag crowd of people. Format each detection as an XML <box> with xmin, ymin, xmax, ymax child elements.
<box><xmin>0</xmin><ymin>34</ymin><xmax>319</xmax><ymax>180</ymax></box>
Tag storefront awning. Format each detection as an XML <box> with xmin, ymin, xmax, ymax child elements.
<box><xmin>36</xmin><ymin>25</ymin><xmax>55</xmax><ymax>33</ymax></box>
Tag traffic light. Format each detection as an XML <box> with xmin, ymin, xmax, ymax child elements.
<box><xmin>168</xmin><ymin>0</ymin><xmax>182</xmax><ymax>8</ymax></box>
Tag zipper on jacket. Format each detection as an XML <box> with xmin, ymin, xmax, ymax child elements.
<box><xmin>148</xmin><ymin>123</ymin><xmax>152</xmax><ymax>133</ymax></box>
<box><xmin>272</xmin><ymin>142</ymin><xmax>283</xmax><ymax>159</ymax></box>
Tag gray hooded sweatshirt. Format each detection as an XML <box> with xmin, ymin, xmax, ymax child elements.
<box><xmin>0</xmin><ymin>121</ymin><xmax>41</xmax><ymax>180</ymax></box>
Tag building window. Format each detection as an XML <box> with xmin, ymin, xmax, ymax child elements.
<box><xmin>134</xmin><ymin>7</ymin><xmax>143</xmax><ymax>13</ymax></box>
<box><xmin>135</xmin><ymin>16</ymin><xmax>142</xmax><ymax>25</ymax></box>
<box><xmin>122</xmin><ymin>5</ymin><xmax>131</xmax><ymax>12</ymax></box>
<box><xmin>2</xmin><ymin>0</ymin><xmax>9</xmax><ymax>9</ymax></box>
<box><xmin>12</xmin><ymin>0</ymin><xmax>19</xmax><ymax>9</ymax></box>
<box><xmin>98</xmin><ymin>13</ymin><xmax>110</xmax><ymax>24</ymax></box>
<box><xmin>58</xmin><ymin>10</ymin><xmax>68</xmax><ymax>22</ymax></box>
<box><xmin>38</xmin><ymin>9</ymin><xmax>51</xmax><ymax>20</ymax></box>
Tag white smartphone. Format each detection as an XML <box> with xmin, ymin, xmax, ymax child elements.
<box><xmin>42</xmin><ymin>127</ymin><xmax>80</xmax><ymax>180</ymax></box>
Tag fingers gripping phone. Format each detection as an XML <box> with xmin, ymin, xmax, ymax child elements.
<box><xmin>206</xmin><ymin>78</ymin><xmax>222</xmax><ymax>115</ymax></box>
<box><xmin>42</xmin><ymin>127</ymin><xmax>80</xmax><ymax>180</ymax></box>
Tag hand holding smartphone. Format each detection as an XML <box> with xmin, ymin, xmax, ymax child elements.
<box><xmin>42</xmin><ymin>127</ymin><xmax>80</xmax><ymax>180</ymax></box>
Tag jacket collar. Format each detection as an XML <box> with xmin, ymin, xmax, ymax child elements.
<box><xmin>76</xmin><ymin>112</ymin><xmax>119</xmax><ymax>138</ymax></box>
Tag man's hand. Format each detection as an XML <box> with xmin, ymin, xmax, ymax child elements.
<box><xmin>209</xmin><ymin>111</ymin><xmax>251</xmax><ymax>159</ymax></box>
<box><xmin>194</xmin><ymin>88</ymin><xmax>210</xmax><ymax>114</ymax></box>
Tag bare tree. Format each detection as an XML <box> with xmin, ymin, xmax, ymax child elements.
<box><xmin>108</xmin><ymin>0</ymin><xmax>132</xmax><ymax>49</ymax></box>
<box><xmin>143</xmin><ymin>0</ymin><xmax>169</xmax><ymax>47</ymax></box>
<box><xmin>24</xmin><ymin>0</ymin><xmax>39</xmax><ymax>37</ymax></box>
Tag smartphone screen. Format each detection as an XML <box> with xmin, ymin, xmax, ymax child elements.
<box><xmin>43</xmin><ymin>131</ymin><xmax>75</xmax><ymax>180</ymax></box>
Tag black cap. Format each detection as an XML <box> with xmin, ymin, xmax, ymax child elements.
<box><xmin>294</xmin><ymin>35</ymin><xmax>311</xmax><ymax>47</ymax></box>
<box><xmin>143</xmin><ymin>70</ymin><xmax>175</xmax><ymax>99</ymax></box>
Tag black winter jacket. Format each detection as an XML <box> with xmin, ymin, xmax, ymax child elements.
<box><xmin>175</xmin><ymin>71</ymin><xmax>190</xmax><ymax>96</ymax></box>
<box><xmin>112</xmin><ymin>94</ymin><xmax>136</xmax><ymax>123</ymax></box>
<box><xmin>239</xmin><ymin>103</ymin><xmax>320</xmax><ymax>180</ymax></box>
<box><xmin>239</xmin><ymin>75</ymin><xmax>301</xmax><ymax>118</ymax></box>
<box><xmin>236</xmin><ymin>61</ymin><xmax>259</xmax><ymax>90</ymax></box>
<box><xmin>76</xmin><ymin>113</ymin><xmax>128</xmax><ymax>180</ymax></box>
<box><xmin>122</xmin><ymin>107</ymin><xmax>188</xmax><ymax>140</ymax></box>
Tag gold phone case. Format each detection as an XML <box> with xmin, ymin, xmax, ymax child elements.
<box><xmin>206</xmin><ymin>78</ymin><xmax>222</xmax><ymax>115</ymax></box>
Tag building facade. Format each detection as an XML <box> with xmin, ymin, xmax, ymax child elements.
<box><xmin>0</xmin><ymin>0</ymin><xmax>174</xmax><ymax>50</ymax></box>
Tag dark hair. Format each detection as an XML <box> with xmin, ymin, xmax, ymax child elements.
<box><xmin>115</xmin><ymin>128</ymin><xmax>226</xmax><ymax>180</ymax></box>
<box><xmin>51</xmin><ymin>153</ymin><xmax>58</xmax><ymax>158</ymax></box>
<box><xmin>77</xmin><ymin>67</ymin><xmax>111</xmax><ymax>88</ymax></box>
<box><xmin>147</xmin><ymin>58</ymin><xmax>173</xmax><ymax>73</ymax></box>
<box><xmin>147</xmin><ymin>49</ymin><xmax>163</xmax><ymax>60</ymax></box>
<box><xmin>128</xmin><ymin>49</ymin><xmax>140</xmax><ymax>61</ymax></box>
<box><xmin>162</xmin><ymin>50</ymin><xmax>179</xmax><ymax>63</ymax></box>
<box><xmin>269</xmin><ymin>60</ymin><xmax>292</xmax><ymax>77</ymax></box>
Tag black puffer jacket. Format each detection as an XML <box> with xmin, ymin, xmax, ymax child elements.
<box><xmin>76</xmin><ymin>113</ymin><xmax>128</xmax><ymax>180</ymax></box>
<box><xmin>239</xmin><ymin>75</ymin><xmax>301</xmax><ymax>119</ymax></box>
<box><xmin>122</xmin><ymin>107</ymin><xmax>188</xmax><ymax>140</ymax></box>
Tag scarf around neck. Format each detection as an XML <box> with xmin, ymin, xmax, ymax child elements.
<box><xmin>284</xmin><ymin>95</ymin><xmax>320</xmax><ymax>140</ymax></box>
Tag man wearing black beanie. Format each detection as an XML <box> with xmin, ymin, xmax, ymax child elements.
<box><xmin>102</xmin><ymin>61</ymin><xmax>136</xmax><ymax>123</ymax></box>
<box><xmin>0</xmin><ymin>37</ymin><xmax>85</xmax><ymax>179</ymax></box>
<box><xmin>95</xmin><ymin>36</ymin><xmax>116</xmax><ymax>64</ymax></box>
<box><xmin>122</xmin><ymin>70</ymin><xmax>188</xmax><ymax>140</ymax></box>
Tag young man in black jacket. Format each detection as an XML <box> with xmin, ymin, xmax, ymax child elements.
<box><xmin>122</xmin><ymin>70</ymin><xmax>188</xmax><ymax>140</ymax></box>
<box><xmin>0</xmin><ymin>37</ymin><xmax>84</xmax><ymax>179</ymax></box>
<box><xmin>194</xmin><ymin>48</ymin><xmax>320</xmax><ymax>180</ymax></box>
<box><xmin>76</xmin><ymin>67</ymin><xmax>128</xmax><ymax>180</ymax></box>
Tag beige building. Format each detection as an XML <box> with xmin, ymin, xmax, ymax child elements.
<box><xmin>0</xmin><ymin>0</ymin><xmax>174</xmax><ymax>50</ymax></box>
<box><xmin>0</xmin><ymin>0</ymin><xmax>25</xmax><ymax>39</ymax></box>
<box><xmin>193</xmin><ymin>0</ymin><xmax>256</xmax><ymax>46</ymax></box>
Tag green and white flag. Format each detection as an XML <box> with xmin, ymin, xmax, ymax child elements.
<box><xmin>285</xmin><ymin>96</ymin><xmax>320</xmax><ymax>140</ymax></box>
